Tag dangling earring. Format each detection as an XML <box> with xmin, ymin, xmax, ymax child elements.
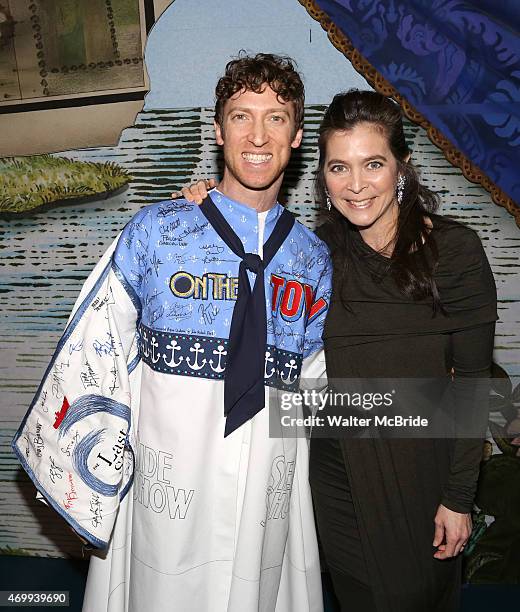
<box><xmin>325</xmin><ymin>190</ymin><xmax>332</xmax><ymax>211</ymax></box>
<box><xmin>396</xmin><ymin>174</ymin><xmax>405</xmax><ymax>205</ymax></box>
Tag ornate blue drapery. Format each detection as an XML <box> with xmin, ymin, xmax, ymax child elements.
<box><xmin>303</xmin><ymin>0</ymin><xmax>520</xmax><ymax>216</ymax></box>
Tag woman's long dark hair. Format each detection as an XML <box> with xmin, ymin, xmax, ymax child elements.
<box><xmin>316</xmin><ymin>90</ymin><xmax>442</xmax><ymax>308</ymax></box>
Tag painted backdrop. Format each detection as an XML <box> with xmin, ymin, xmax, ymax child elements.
<box><xmin>1</xmin><ymin>0</ymin><xmax>518</xmax><ymax>582</ymax></box>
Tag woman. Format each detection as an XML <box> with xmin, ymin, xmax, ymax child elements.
<box><xmin>309</xmin><ymin>90</ymin><xmax>496</xmax><ymax>612</ymax></box>
<box><xmin>174</xmin><ymin>90</ymin><xmax>497</xmax><ymax>612</ymax></box>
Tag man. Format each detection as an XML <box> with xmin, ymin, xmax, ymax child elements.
<box><xmin>13</xmin><ymin>53</ymin><xmax>331</xmax><ymax>612</ymax></box>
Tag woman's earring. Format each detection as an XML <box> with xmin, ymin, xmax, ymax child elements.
<box><xmin>396</xmin><ymin>175</ymin><xmax>405</xmax><ymax>205</ymax></box>
<box><xmin>325</xmin><ymin>190</ymin><xmax>332</xmax><ymax>211</ymax></box>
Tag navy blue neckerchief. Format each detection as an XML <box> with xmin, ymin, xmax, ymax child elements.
<box><xmin>199</xmin><ymin>195</ymin><xmax>295</xmax><ymax>436</ymax></box>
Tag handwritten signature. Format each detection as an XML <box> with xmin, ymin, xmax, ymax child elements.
<box><xmin>177</xmin><ymin>221</ymin><xmax>209</xmax><ymax>242</ymax></box>
<box><xmin>198</xmin><ymin>302</ymin><xmax>220</xmax><ymax>326</ymax></box>
<box><xmin>166</xmin><ymin>303</ymin><xmax>193</xmax><ymax>322</ymax></box>
<box><xmin>160</xmin><ymin>218</ymin><xmax>181</xmax><ymax>234</ymax></box>
<box><xmin>201</xmin><ymin>255</ymin><xmax>236</xmax><ymax>265</ymax></box>
<box><xmin>68</xmin><ymin>340</ymin><xmax>83</xmax><ymax>355</ymax></box>
<box><xmin>289</xmin><ymin>242</ymin><xmax>327</xmax><ymax>277</ymax></box>
<box><xmin>150</xmin><ymin>305</ymin><xmax>165</xmax><ymax>325</ymax></box>
<box><xmin>63</xmin><ymin>472</ymin><xmax>78</xmax><ymax>510</ymax></box>
<box><xmin>80</xmin><ymin>359</ymin><xmax>100</xmax><ymax>389</ymax></box>
<box><xmin>51</xmin><ymin>360</ymin><xmax>70</xmax><ymax>398</ymax></box>
<box><xmin>92</xmin><ymin>331</ymin><xmax>118</xmax><ymax>358</ymax></box>
<box><xmin>29</xmin><ymin>419</ymin><xmax>45</xmax><ymax>457</ymax></box>
<box><xmin>144</xmin><ymin>288</ymin><xmax>163</xmax><ymax>308</ymax></box>
<box><xmin>91</xmin><ymin>288</ymin><xmax>115</xmax><ymax>312</ymax></box>
<box><xmin>200</xmin><ymin>243</ymin><xmax>224</xmax><ymax>255</ymax></box>
<box><xmin>90</xmin><ymin>493</ymin><xmax>103</xmax><ymax>528</ymax></box>
<box><xmin>158</xmin><ymin>201</ymin><xmax>194</xmax><ymax>217</ymax></box>
<box><xmin>60</xmin><ymin>431</ymin><xmax>80</xmax><ymax>457</ymax></box>
<box><xmin>159</xmin><ymin>235</ymin><xmax>188</xmax><ymax>247</ymax></box>
<box><xmin>123</xmin><ymin>220</ymin><xmax>149</xmax><ymax>248</ymax></box>
<box><xmin>273</xmin><ymin>324</ymin><xmax>304</xmax><ymax>343</ymax></box>
<box><xmin>49</xmin><ymin>456</ymin><xmax>64</xmax><ymax>484</ymax></box>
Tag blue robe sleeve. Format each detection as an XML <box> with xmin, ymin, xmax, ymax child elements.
<box><xmin>300</xmin><ymin>248</ymin><xmax>332</xmax><ymax>382</ymax></box>
<box><xmin>12</xmin><ymin>213</ymin><xmax>149</xmax><ymax>549</ymax></box>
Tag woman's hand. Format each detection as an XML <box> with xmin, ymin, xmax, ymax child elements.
<box><xmin>432</xmin><ymin>504</ymin><xmax>471</xmax><ymax>559</ymax></box>
<box><xmin>171</xmin><ymin>178</ymin><xmax>217</xmax><ymax>204</ymax></box>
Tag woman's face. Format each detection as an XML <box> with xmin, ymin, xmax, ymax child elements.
<box><xmin>324</xmin><ymin>122</ymin><xmax>400</xmax><ymax>235</ymax></box>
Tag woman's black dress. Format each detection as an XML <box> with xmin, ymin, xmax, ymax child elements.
<box><xmin>310</xmin><ymin>215</ymin><xmax>497</xmax><ymax>612</ymax></box>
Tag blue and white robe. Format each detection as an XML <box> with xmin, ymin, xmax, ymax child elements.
<box><xmin>13</xmin><ymin>191</ymin><xmax>332</xmax><ymax>612</ymax></box>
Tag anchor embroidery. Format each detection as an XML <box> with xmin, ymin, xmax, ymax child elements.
<box><xmin>163</xmin><ymin>340</ymin><xmax>183</xmax><ymax>367</ymax></box>
<box><xmin>209</xmin><ymin>345</ymin><xmax>226</xmax><ymax>373</ymax></box>
<box><xmin>141</xmin><ymin>330</ymin><xmax>150</xmax><ymax>359</ymax></box>
<box><xmin>281</xmin><ymin>359</ymin><xmax>298</xmax><ymax>385</ymax></box>
<box><xmin>264</xmin><ymin>351</ymin><xmax>275</xmax><ymax>379</ymax></box>
<box><xmin>186</xmin><ymin>342</ymin><xmax>206</xmax><ymax>370</ymax></box>
<box><xmin>138</xmin><ymin>323</ymin><xmax>302</xmax><ymax>387</ymax></box>
<box><xmin>150</xmin><ymin>337</ymin><xmax>160</xmax><ymax>364</ymax></box>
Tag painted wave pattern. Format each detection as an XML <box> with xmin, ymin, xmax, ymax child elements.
<box><xmin>1</xmin><ymin>107</ymin><xmax>518</xmax><ymax>556</ymax></box>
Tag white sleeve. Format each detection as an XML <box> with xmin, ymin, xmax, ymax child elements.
<box><xmin>12</xmin><ymin>238</ymin><xmax>139</xmax><ymax>549</ymax></box>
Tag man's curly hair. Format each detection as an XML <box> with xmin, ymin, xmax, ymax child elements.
<box><xmin>214</xmin><ymin>52</ymin><xmax>305</xmax><ymax>134</ymax></box>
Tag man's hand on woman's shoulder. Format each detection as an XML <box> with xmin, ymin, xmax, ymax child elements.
<box><xmin>171</xmin><ymin>178</ymin><xmax>217</xmax><ymax>204</ymax></box>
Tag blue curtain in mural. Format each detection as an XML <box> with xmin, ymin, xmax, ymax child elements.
<box><xmin>312</xmin><ymin>0</ymin><xmax>520</xmax><ymax>206</ymax></box>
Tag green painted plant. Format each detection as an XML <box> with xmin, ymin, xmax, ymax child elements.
<box><xmin>0</xmin><ymin>155</ymin><xmax>131</xmax><ymax>213</ymax></box>
<box><xmin>0</xmin><ymin>545</ymin><xmax>36</xmax><ymax>556</ymax></box>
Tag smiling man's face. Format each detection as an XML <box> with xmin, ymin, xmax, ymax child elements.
<box><xmin>214</xmin><ymin>85</ymin><xmax>303</xmax><ymax>209</ymax></box>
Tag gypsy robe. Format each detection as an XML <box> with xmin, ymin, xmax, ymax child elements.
<box><xmin>13</xmin><ymin>191</ymin><xmax>332</xmax><ymax>612</ymax></box>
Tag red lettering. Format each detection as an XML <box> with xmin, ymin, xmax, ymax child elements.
<box><xmin>270</xmin><ymin>274</ymin><xmax>325</xmax><ymax>324</ymax></box>
<box><xmin>308</xmin><ymin>297</ymin><xmax>327</xmax><ymax>323</ymax></box>
<box><xmin>280</xmin><ymin>280</ymin><xmax>304</xmax><ymax>320</ymax></box>
<box><xmin>303</xmin><ymin>284</ymin><xmax>314</xmax><ymax>316</ymax></box>
<box><xmin>270</xmin><ymin>274</ymin><xmax>286</xmax><ymax>312</ymax></box>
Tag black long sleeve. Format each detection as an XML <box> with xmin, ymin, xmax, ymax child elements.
<box><xmin>440</xmin><ymin>321</ymin><xmax>496</xmax><ymax>513</ymax></box>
